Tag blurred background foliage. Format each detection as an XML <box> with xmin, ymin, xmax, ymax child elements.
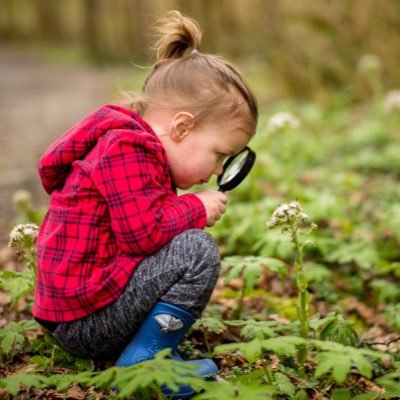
<box><xmin>1</xmin><ymin>0</ymin><xmax>400</xmax><ymax>98</ymax></box>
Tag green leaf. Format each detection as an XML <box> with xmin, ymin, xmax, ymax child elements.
<box><xmin>235</xmin><ymin>380</ymin><xmax>275</xmax><ymax>399</ymax></box>
<box><xmin>1</xmin><ymin>333</ymin><xmax>16</xmax><ymax>353</ymax></box>
<box><xmin>215</xmin><ymin>336</ymin><xmax>305</xmax><ymax>363</ymax></box>
<box><xmin>194</xmin><ymin>379</ymin><xmax>275</xmax><ymax>400</ymax></box>
<box><xmin>215</xmin><ymin>338</ymin><xmax>264</xmax><ymax>364</ymax></box>
<box><xmin>304</xmin><ymin>262</ymin><xmax>332</xmax><ymax>283</ymax></box>
<box><xmin>0</xmin><ymin>373</ymin><xmax>49</xmax><ymax>396</ymax></box>
<box><xmin>194</xmin><ymin>317</ymin><xmax>226</xmax><ymax>334</ymax></box>
<box><xmin>320</xmin><ymin>315</ymin><xmax>358</xmax><ymax>346</ymax></box>
<box><xmin>313</xmin><ymin>340</ymin><xmax>379</xmax><ymax>384</ymax></box>
<box><xmin>325</xmin><ymin>239</ymin><xmax>379</xmax><ymax>270</ymax></box>
<box><xmin>310</xmin><ymin>312</ymin><xmax>337</xmax><ymax>331</ymax></box>
<box><xmin>352</xmin><ymin>393</ymin><xmax>380</xmax><ymax>400</ymax></box>
<box><xmin>369</xmin><ymin>279</ymin><xmax>400</xmax><ymax>303</ymax></box>
<box><xmin>0</xmin><ymin>269</ymin><xmax>34</xmax><ymax>304</ymax></box>
<box><xmin>351</xmin><ymin>353</ymin><xmax>372</xmax><ymax>379</ymax></box>
<box><xmin>29</xmin><ymin>355</ymin><xmax>52</xmax><ymax>370</ymax></box>
<box><xmin>263</xmin><ymin>336</ymin><xmax>305</xmax><ymax>357</ymax></box>
<box><xmin>293</xmin><ymin>390</ymin><xmax>309</xmax><ymax>400</ymax></box>
<box><xmin>114</xmin><ymin>349</ymin><xmax>204</xmax><ymax>397</ymax></box>
<box><xmin>274</xmin><ymin>372</ymin><xmax>295</xmax><ymax>396</ymax></box>
<box><xmin>332</xmin><ymin>388</ymin><xmax>351</xmax><ymax>400</ymax></box>
<box><xmin>374</xmin><ymin>370</ymin><xmax>400</xmax><ymax>397</ymax></box>
<box><xmin>222</xmin><ymin>256</ymin><xmax>287</xmax><ymax>292</ymax></box>
<box><xmin>53</xmin><ymin>372</ymin><xmax>93</xmax><ymax>391</ymax></box>
<box><xmin>0</xmin><ymin>319</ymin><xmax>40</xmax><ymax>359</ymax></box>
<box><xmin>192</xmin><ymin>381</ymin><xmax>237</xmax><ymax>399</ymax></box>
<box><xmin>242</xmin><ymin>263</ymin><xmax>263</xmax><ymax>292</ymax></box>
<box><xmin>74</xmin><ymin>357</ymin><xmax>95</xmax><ymax>372</ymax></box>
<box><xmin>315</xmin><ymin>352</ymin><xmax>337</xmax><ymax>379</ymax></box>
<box><xmin>226</xmin><ymin>319</ymin><xmax>278</xmax><ymax>340</ymax></box>
<box><xmin>87</xmin><ymin>367</ymin><xmax>117</xmax><ymax>389</ymax></box>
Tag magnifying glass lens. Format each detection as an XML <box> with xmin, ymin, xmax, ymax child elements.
<box><xmin>219</xmin><ymin>152</ymin><xmax>248</xmax><ymax>185</ymax></box>
<box><xmin>217</xmin><ymin>147</ymin><xmax>256</xmax><ymax>192</ymax></box>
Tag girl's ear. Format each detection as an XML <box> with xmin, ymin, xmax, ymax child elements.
<box><xmin>169</xmin><ymin>112</ymin><xmax>195</xmax><ymax>142</ymax></box>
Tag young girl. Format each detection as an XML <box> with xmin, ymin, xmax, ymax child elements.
<box><xmin>34</xmin><ymin>10</ymin><xmax>258</xmax><ymax>398</ymax></box>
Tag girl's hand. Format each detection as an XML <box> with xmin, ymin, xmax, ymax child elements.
<box><xmin>194</xmin><ymin>191</ymin><xmax>227</xmax><ymax>227</ymax></box>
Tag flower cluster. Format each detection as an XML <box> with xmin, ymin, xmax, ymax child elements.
<box><xmin>266</xmin><ymin>201</ymin><xmax>310</xmax><ymax>230</ymax></box>
<box><xmin>8</xmin><ymin>223</ymin><xmax>39</xmax><ymax>248</ymax></box>
<box><xmin>383</xmin><ymin>89</ymin><xmax>400</xmax><ymax>113</ymax></box>
<box><xmin>267</xmin><ymin>112</ymin><xmax>300</xmax><ymax>134</ymax></box>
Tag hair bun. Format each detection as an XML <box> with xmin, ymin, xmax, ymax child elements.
<box><xmin>154</xmin><ymin>10</ymin><xmax>202</xmax><ymax>60</ymax></box>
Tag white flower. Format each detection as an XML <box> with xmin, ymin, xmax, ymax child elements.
<box><xmin>12</xmin><ymin>190</ymin><xmax>32</xmax><ymax>210</ymax></box>
<box><xmin>267</xmin><ymin>112</ymin><xmax>300</xmax><ymax>134</ymax></box>
<box><xmin>9</xmin><ymin>223</ymin><xmax>39</xmax><ymax>248</ymax></box>
<box><xmin>266</xmin><ymin>200</ymin><xmax>311</xmax><ymax>229</ymax></box>
<box><xmin>357</xmin><ymin>54</ymin><xmax>382</xmax><ymax>75</ymax></box>
<box><xmin>383</xmin><ymin>89</ymin><xmax>400</xmax><ymax>113</ymax></box>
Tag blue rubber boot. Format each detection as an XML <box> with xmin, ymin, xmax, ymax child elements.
<box><xmin>115</xmin><ymin>302</ymin><xmax>218</xmax><ymax>399</ymax></box>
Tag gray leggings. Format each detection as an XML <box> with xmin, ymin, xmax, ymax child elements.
<box><xmin>52</xmin><ymin>229</ymin><xmax>220</xmax><ymax>360</ymax></box>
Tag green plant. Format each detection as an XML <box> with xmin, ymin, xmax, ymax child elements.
<box><xmin>193</xmin><ymin>376</ymin><xmax>275</xmax><ymax>399</ymax></box>
<box><xmin>1</xmin><ymin>223</ymin><xmax>39</xmax><ymax>308</ymax></box>
<box><xmin>0</xmin><ymin>349</ymin><xmax>205</xmax><ymax>399</ymax></box>
<box><xmin>192</xmin><ymin>317</ymin><xmax>226</xmax><ymax>353</ymax></box>
<box><xmin>29</xmin><ymin>333</ymin><xmax>95</xmax><ymax>373</ymax></box>
<box><xmin>311</xmin><ymin>339</ymin><xmax>382</xmax><ymax>384</ymax></box>
<box><xmin>226</xmin><ymin>319</ymin><xmax>284</xmax><ymax>340</ymax></box>
<box><xmin>374</xmin><ymin>362</ymin><xmax>400</xmax><ymax>398</ymax></box>
<box><xmin>222</xmin><ymin>255</ymin><xmax>286</xmax><ymax>318</ymax></box>
<box><xmin>0</xmin><ymin>320</ymin><xmax>39</xmax><ymax>362</ymax></box>
<box><xmin>319</xmin><ymin>314</ymin><xmax>359</xmax><ymax>346</ymax></box>
<box><xmin>265</xmin><ymin>200</ymin><xmax>317</xmax><ymax>372</ymax></box>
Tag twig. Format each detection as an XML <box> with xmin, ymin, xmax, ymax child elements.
<box><xmin>358</xmin><ymin>336</ymin><xmax>400</xmax><ymax>348</ymax></box>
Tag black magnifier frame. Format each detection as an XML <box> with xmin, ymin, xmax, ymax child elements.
<box><xmin>217</xmin><ymin>146</ymin><xmax>256</xmax><ymax>192</ymax></box>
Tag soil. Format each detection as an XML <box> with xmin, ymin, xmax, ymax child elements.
<box><xmin>0</xmin><ymin>47</ymin><xmax>133</xmax><ymax>244</ymax></box>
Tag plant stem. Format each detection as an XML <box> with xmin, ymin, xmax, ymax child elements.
<box><xmin>233</xmin><ymin>267</ymin><xmax>246</xmax><ymax>319</ymax></box>
<box><xmin>319</xmin><ymin>376</ymin><xmax>332</xmax><ymax>399</ymax></box>
<box><xmin>202</xmin><ymin>327</ymin><xmax>211</xmax><ymax>354</ymax></box>
<box><xmin>290</xmin><ymin>220</ymin><xmax>310</xmax><ymax>373</ymax></box>
<box><xmin>235</xmin><ymin>287</ymin><xmax>245</xmax><ymax>320</ymax></box>
<box><xmin>263</xmin><ymin>365</ymin><xmax>274</xmax><ymax>385</ymax></box>
<box><xmin>26</xmin><ymin>247</ymin><xmax>37</xmax><ymax>284</ymax></box>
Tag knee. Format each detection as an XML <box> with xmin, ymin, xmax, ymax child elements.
<box><xmin>174</xmin><ymin>229</ymin><xmax>221</xmax><ymax>268</ymax></box>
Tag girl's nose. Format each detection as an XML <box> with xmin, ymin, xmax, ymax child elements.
<box><xmin>214</xmin><ymin>164</ymin><xmax>224</xmax><ymax>176</ymax></box>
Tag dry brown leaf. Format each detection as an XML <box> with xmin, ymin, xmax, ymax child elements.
<box><xmin>344</xmin><ymin>296</ymin><xmax>386</xmax><ymax>325</ymax></box>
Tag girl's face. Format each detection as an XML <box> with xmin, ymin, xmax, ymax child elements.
<box><xmin>165</xmin><ymin>116</ymin><xmax>250</xmax><ymax>190</ymax></box>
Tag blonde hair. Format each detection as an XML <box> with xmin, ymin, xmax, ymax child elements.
<box><xmin>121</xmin><ymin>10</ymin><xmax>258</xmax><ymax>136</ymax></box>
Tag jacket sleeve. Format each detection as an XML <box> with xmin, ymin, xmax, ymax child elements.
<box><xmin>90</xmin><ymin>131</ymin><xmax>207</xmax><ymax>255</ymax></box>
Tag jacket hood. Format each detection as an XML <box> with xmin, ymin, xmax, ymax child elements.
<box><xmin>38</xmin><ymin>105</ymin><xmax>151</xmax><ymax>194</ymax></box>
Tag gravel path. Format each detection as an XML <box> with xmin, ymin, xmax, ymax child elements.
<box><xmin>0</xmin><ymin>48</ymin><xmax>132</xmax><ymax>243</ymax></box>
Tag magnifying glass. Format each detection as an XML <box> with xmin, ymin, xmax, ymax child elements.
<box><xmin>217</xmin><ymin>146</ymin><xmax>256</xmax><ymax>192</ymax></box>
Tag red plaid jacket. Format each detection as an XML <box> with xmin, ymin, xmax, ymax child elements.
<box><xmin>33</xmin><ymin>105</ymin><xmax>207</xmax><ymax>322</ymax></box>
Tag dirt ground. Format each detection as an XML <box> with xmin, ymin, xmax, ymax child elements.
<box><xmin>0</xmin><ymin>47</ymin><xmax>134</xmax><ymax>244</ymax></box>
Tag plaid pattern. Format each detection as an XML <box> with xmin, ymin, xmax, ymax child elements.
<box><xmin>33</xmin><ymin>105</ymin><xmax>206</xmax><ymax>322</ymax></box>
